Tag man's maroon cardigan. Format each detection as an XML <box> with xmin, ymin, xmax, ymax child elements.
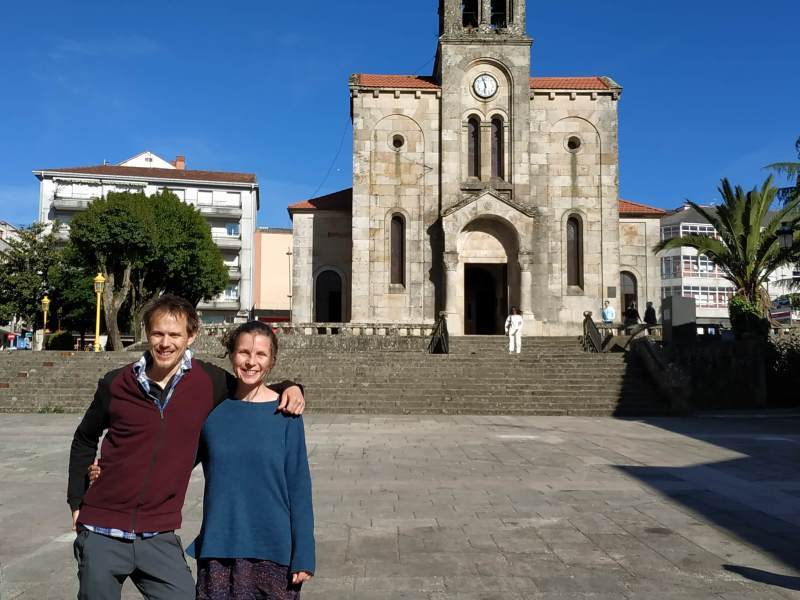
<box><xmin>67</xmin><ymin>358</ymin><xmax>295</xmax><ymax>533</ymax></box>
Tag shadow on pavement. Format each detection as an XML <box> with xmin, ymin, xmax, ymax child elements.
<box><xmin>724</xmin><ymin>565</ymin><xmax>800</xmax><ymax>590</ymax></box>
<box><xmin>615</xmin><ymin>416</ymin><xmax>800</xmax><ymax>582</ymax></box>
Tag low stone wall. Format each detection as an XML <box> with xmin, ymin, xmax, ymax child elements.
<box><xmin>632</xmin><ymin>338</ymin><xmax>770</xmax><ymax>410</ymax></box>
<box><xmin>193</xmin><ymin>322</ymin><xmax>434</xmax><ymax>354</ymax></box>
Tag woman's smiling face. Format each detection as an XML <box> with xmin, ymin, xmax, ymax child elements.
<box><xmin>230</xmin><ymin>331</ymin><xmax>275</xmax><ymax>386</ymax></box>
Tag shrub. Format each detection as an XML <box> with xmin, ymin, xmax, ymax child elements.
<box><xmin>729</xmin><ymin>296</ymin><xmax>769</xmax><ymax>340</ymax></box>
<box><xmin>767</xmin><ymin>331</ymin><xmax>800</xmax><ymax>405</ymax></box>
<box><xmin>46</xmin><ymin>331</ymin><xmax>74</xmax><ymax>350</ymax></box>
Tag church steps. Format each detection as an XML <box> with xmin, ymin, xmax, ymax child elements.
<box><xmin>0</xmin><ymin>338</ymin><xmax>666</xmax><ymax>415</ymax></box>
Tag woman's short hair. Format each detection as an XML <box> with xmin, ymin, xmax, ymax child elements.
<box><xmin>222</xmin><ymin>321</ymin><xmax>278</xmax><ymax>357</ymax></box>
<box><xmin>142</xmin><ymin>294</ymin><xmax>199</xmax><ymax>336</ymax></box>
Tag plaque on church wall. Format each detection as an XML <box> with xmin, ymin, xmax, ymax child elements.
<box><xmin>607</xmin><ymin>286</ymin><xmax>617</xmax><ymax>299</ymax></box>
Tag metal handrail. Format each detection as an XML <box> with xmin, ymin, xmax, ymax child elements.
<box><xmin>582</xmin><ymin>311</ymin><xmax>603</xmax><ymax>353</ymax></box>
<box><xmin>427</xmin><ymin>312</ymin><xmax>449</xmax><ymax>354</ymax></box>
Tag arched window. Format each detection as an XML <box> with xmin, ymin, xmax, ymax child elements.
<box><xmin>491</xmin><ymin>117</ymin><xmax>504</xmax><ymax>180</ymax></box>
<box><xmin>390</xmin><ymin>214</ymin><xmax>405</xmax><ymax>286</ymax></box>
<box><xmin>566</xmin><ymin>216</ymin><xmax>584</xmax><ymax>288</ymax></box>
<box><xmin>468</xmin><ymin>116</ymin><xmax>481</xmax><ymax>179</ymax></box>
<box><xmin>462</xmin><ymin>0</ymin><xmax>479</xmax><ymax>28</ymax></box>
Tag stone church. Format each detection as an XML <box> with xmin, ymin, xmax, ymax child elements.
<box><xmin>289</xmin><ymin>0</ymin><xmax>665</xmax><ymax>335</ymax></box>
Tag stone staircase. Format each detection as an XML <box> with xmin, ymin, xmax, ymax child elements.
<box><xmin>0</xmin><ymin>336</ymin><xmax>667</xmax><ymax>416</ymax></box>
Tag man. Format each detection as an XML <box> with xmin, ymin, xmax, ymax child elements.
<box><xmin>601</xmin><ymin>300</ymin><xmax>616</xmax><ymax>325</ymax></box>
<box><xmin>644</xmin><ymin>301</ymin><xmax>658</xmax><ymax>333</ymax></box>
<box><xmin>68</xmin><ymin>295</ymin><xmax>305</xmax><ymax>599</ymax></box>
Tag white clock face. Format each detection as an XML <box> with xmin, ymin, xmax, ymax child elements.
<box><xmin>473</xmin><ymin>74</ymin><xmax>498</xmax><ymax>99</ymax></box>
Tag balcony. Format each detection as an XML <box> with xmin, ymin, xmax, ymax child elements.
<box><xmin>198</xmin><ymin>204</ymin><xmax>242</xmax><ymax>218</ymax></box>
<box><xmin>52</xmin><ymin>196</ymin><xmax>95</xmax><ymax>212</ymax></box>
<box><xmin>198</xmin><ymin>299</ymin><xmax>240</xmax><ymax>311</ymax></box>
<box><xmin>227</xmin><ymin>266</ymin><xmax>242</xmax><ymax>280</ymax></box>
<box><xmin>212</xmin><ymin>235</ymin><xmax>242</xmax><ymax>250</ymax></box>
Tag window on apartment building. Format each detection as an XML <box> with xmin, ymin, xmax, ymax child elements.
<box><xmin>198</xmin><ymin>190</ymin><xmax>213</xmax><ymax>205</ymax></box>
<box><xmin>390</xmin><ymin>214</ymin><xmax>405</xmax><ymax>286</ymax></box>
<box><xmin>566</xmin><ymin>216</ymin><xmax>584</xmax><ymax>289</ymax></box>
<box><xmin>681</xmin><ymin>223</ymin><xmax>717</xmax><ymax>238</ymax></box>
<box><xmin>226</xmin><ymin>223</ymin><xmax>240</xmax><ymax>237</ymax></box>
<box><xmin>491</xmin><ymin>117</ymin><xmax>504</xmax><ymax>180</ymax></box>
<box><xmin>224</xmin><ymin>192</ymin><xmax>241</xmax><ymax>207</ymax></box>
<box><xmin>171</xmin><ymin>189</ymin><xmax>185</xmax><ymax>201</ymax></box>
<box><xmin>224</xmin><ymin>284</ymin><xmax>239</xmax><ymax>300</ymax></box>
<box><xmin>660</xmin><ymin>225</ymin><xmax>679</xmax><ymax>241</ymax></box>
<box><xmin>467</xmin><ymin>116</ymin><xmax>481</xmax><ymax>179</ymax></box>
<box><xmin>661</xmin><ymin>256</ymin><xmax>681</xmax><ymax>279</ymax></box>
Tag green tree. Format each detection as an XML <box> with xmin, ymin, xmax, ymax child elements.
<box><xmin>49</xmin><ymin>244</ymin><xmax>99</xmax><ymax>343</ymax></box>
<box><xmin>69</xmin><ymin>192</ymin><xmax>154</xmax><ymax>350</ymax></box>
<box><xmin>0</xmin><ymin>223</ymin><xmax>62</xmax><ymax>330</ymax></box>
<box><xmin>765</xmin><ymin>136</ymin><xmax>800</xmax><ymax>205</ymax></box>
<box><xmin>68</xmin><ymin>190</ymin><xmax>228</xmax><ymax>348</ymax></box>
<box><xmin>654</xmin><ymin>177</ymin><xmax>800</xmax><ymax>336</ymax></box>
<box><xmin>127</xmin><ymin>190</ymin><xmax>227</xmax><ymax>341</ymax></box>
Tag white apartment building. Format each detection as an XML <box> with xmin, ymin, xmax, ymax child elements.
<box><xmin>0</xmin><ymin>220</ymin><xmax>20</xmax><ymax>253</ymax></box>
<box><xmin>660</xmin><ymin>204</ymin><xmax>798</xmax><ymax>325</ymax></box>
<box><xmin>33</xmin><ymin>151</ymin><xmax>258</xmax><ymax>324</ymax></box>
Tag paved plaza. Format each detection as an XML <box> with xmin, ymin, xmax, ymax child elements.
<box><xmin>1</xmin><ymin>413</ymin><xmax>800</xmax><ymax>599</ymax></box>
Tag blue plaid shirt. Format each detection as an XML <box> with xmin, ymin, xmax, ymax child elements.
<box><xmin>81</xmin><ymin>350</ymin><xmax>194</xmax><ymax>540</ymax></box>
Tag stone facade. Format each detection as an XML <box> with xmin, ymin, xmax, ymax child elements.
<box><xmin>289</xmin><ymin>0</ymin><xmax>665</xmax><ymax>335</ymax></box>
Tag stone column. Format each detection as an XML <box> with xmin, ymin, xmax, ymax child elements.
<box><xmin>480</xmin><ymin>0</ymin><xmax>492</xmax><ymax>31</ymax></box>
<box><xmin>443</xmin><ymin>251</ymin><xmax>460</xmax><ymax>327</ymax></box>
<box><xmin>519</xmin><ymin>251</ymin><xmax>534</xmax><ymax>321</ymax></box>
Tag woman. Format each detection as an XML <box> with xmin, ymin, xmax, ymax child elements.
<box><xmin>504</xmin><ymin>306</ymin><xmax>523</xmax><ymax>354</ymax></box>
<box><xmin>91</xmin><ymin>321</ymin><xmax>315</xmax><ymax>599</ymax></box>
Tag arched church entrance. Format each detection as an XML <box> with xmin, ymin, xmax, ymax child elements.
<box><xmin>620</xmin><ymin>271</ymin><xmax>638</xmax><ymax>311</ymax></box>
<box><xmin>315</xmin><ymin>270</ymin><xmax>343</xmax><ymax>322</ymax></box>
<box><xmin>458</xmin><ymin>217</ymin><xmax>520</xmax><ymax>335</ymax></box>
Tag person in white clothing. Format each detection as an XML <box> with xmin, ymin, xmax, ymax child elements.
<box><xmin>505</xmin><ymin>306</ymin><xmax>524</xmax><ymax>354</ymax></box>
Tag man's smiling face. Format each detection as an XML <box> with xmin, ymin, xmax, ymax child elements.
<box><xmin>146</xmin><ymin>311</ymin><xmax>196</xmax><ymax>378</ymax></box>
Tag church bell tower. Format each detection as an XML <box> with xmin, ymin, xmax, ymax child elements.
<box><xmin>435</xmin><ymin>0</ymin><xmax>533</xmax><ymax>213</ymax></box>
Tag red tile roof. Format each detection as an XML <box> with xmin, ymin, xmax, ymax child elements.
<box><xmin>355</xmin><ymin>74</ymin><xmax>440</xmax><ymax>89</ymax></box>
<box><xmin>619</xmin><ymin>199</ymin><xmax>667</xmax><ymax>217</ymax></box>
<box><xmin>35</xmin><ymin>165</ymin><xmax>257</xmax><ymax>184</ymax></box>
<box><xmin>289</xmin><ymin>189</ymin><xmax>664</xmax><ymax>220</ymax></box>
<box><xmin>354</xmin><ymin>74</ymin><xmax>615</xmax><ymax>91</ymax></box>
<box><xmin>288</xmin><ymin>188</ymin><xmax>353</xmax><ymax>213</ymax></box>
<box><xmin>530</xmin><ymin>76</ymin><xmax>612</xmax><ymax>90</ymax></box>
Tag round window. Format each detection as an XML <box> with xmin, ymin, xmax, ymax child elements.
<box><xmin>566</xmin><ymin>136</ymin><xmax>582</xmax><ymax>153</ymax></box>
<box><xmin>392</xmin><ymin>134</ymin><xmax>405</xmax><ymax>150</ymax></box>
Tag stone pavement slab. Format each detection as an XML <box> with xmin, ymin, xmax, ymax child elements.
<box><xmin>1</xmin><ymin>414</ymin><xmax>800</xmax><ymax>599</ymax></box>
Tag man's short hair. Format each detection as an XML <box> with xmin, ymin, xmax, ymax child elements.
<box><xmin>142</xmin><ymin>294</ymin><xmax>200</xmax><ymax>336</ymax></box>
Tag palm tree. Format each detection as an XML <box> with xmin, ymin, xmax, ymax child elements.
<box><xmin>654</xmin><ymin>177</ymin><xmax>800</xmax><ymax>313</ymax></box>
<box><xmin>765</xmin><ymin>136</ymin><xmax>800</xmax><ymax>205</ymax></box>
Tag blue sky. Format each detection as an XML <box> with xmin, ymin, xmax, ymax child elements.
<box><xmin>1</xmin><ymin>1</ymin><xmax>798</xmax><ymax>229</ymax></box>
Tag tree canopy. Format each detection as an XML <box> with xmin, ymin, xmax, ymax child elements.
<box><xmin>68</xmin><ymin>190</ymin><xmax>227</xmax><ymax>349</ymax></box>
<box><xmin>0</xmin><ymin>223</ymin><xmax>61</xmax><ymax>329</ymax></box>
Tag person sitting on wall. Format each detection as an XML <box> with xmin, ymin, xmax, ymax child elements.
<box><xmin>623</xmin><ymin>302</ymin><xmax>642</xmax><ymax>334</ymax></box>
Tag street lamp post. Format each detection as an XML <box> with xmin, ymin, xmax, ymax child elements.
<box><xmin>41</xmin><ymin>295</ymin><xmax>50</xmax><ymax>332</ymax></box>
<box><xmin>93</xmin><ymin>273</ymin><xmax>106</xmax><ymax>352</ymax></box>
<box><xmin>778</xmin><ymin>222</ymin><xmax>795</xmax><ymax>252</ymax></box>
